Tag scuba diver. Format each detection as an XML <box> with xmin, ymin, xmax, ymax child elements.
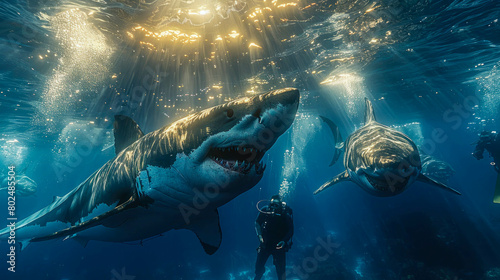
<box><xmin>254</xmin><ymin>195</ymin><xmax>293</xmax><ymax>280</ymax></box>
<box><xmin>473</xmin><ymin>130</ymin><xmax>500</xmax><ymax>173</ymax></box>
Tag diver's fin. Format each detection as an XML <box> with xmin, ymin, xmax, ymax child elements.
<box><xmin>52</xmin><ymin>196</ymin><xmax>62</xmax><ymax>203</ymax></box>
<box><xmin>493</xmin><ymin>173</ymin><xmax>500</xmax><ymax>203</ymax></box>
<box><xmin>188</xmin><ymin>209</ymin><xmax>222</xmax><ymax>255</ymax></box>
<box><xmin>364</xmin><ymin>98</ymin><xmax>376</xmax><ymax>124</ymax></box>
<box><xmin>314</xmin><ymin>171</ymin><xmax>350</xmax><ymax>195</ymax></box>
<box><xmin>319</xmin><ymin>116</ymin><xmax>344</xmax><ymax>166</ymax></box>
<box><xmin>417</xmin><ymin>173</ymin><xmax>461</xmax><ymax>195</ymax></box>
<box><xmin>113</xmin><ymin>115</ymin><xmax>145</xmax><ymax>155</ymax></box>
<box><xmin>31</xmin><ymin>196</ymin><xmax>138</xmax><ymax>243</ymax></box>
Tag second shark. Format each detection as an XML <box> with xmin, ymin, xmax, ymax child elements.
<box><xmin>315</xmin><ymin>98</ymin><xmax>461</xmax><ymax>197</ymax></box>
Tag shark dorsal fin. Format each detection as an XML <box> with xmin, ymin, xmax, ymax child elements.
<box><xmin>113</xmin><ymin>115</ymin><xmax>145</xmax><ymax>155</ymax></box>
<box><xmin>188</xmin><ymin>209</ymin><xmax>222</xmax><ymax>255</ymax></box>
<box><xmin>364</xmin><ymin>98</ymin><xmax>376</xmax><ymax>124</ymax></box>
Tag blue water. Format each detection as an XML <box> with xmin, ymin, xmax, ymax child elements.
<box><xmin>1</xmin><ymin>0</ymin><xmax>500</xmax><ymax>279</ymax></box>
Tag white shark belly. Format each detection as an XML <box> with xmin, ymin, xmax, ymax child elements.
<box><xmin>73</xmin><ymin>165</ymin><xmax>195</xmax><ymax>242</ymax></box>
<box><xmin>71</xmin><ymin>206</ymin><xmax>184</xmax><ymax>243</ymax></box>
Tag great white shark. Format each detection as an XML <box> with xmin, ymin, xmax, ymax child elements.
<box><xmin>0</xmin><ymin>88</ymin><xmax>300</xmax><ymax>254</ymax></box>
<box><xmin>314</xmin><ymin>98</ymin><xmax>461</xmax><ymax>197</ymax></box>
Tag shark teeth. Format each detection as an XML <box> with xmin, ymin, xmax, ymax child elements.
<box><xmin>208</xmin><ymin>145</ymin><xmax>267</xmax><ymax>175</ymax></box>
<box><xmin>211</xmin><ymin>158</ymin><xmax>266</xmax><ymax>175</ymax></box>
<box><xmin>366</xmin><ymin>174</ymin><xmax>408</xmax><ymax>192</ymax></box>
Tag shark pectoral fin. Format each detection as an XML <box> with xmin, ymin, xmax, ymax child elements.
<box><xmin>417</xmin><ymin>173</ymin><xmax>461</xmax><ymax>195</ymax></box>
<box><xmin>319</xmin><ymin>116</ymin><xmax>344</xmax><ymax>166</ymax></box>
<box><xmin>314</xmin><ymin>171</ymin><xmax>350</xmax><ymax>195</ymax></box>
<box><xmin>31</xmin><ymin>197</ymin><xmax>138</xmax><ymax>243</ymax></box>
<box><xmin>113</xmin><ymin>115</ymin><xmax>145</xmax><ymax>155</ymax></box>
<box><xmin>19</xmin><ymin>240</ymin><xmax>31</xmax><ymax>251</ymax></box>
<box><xmin>188</xmin><ymin>209</ymin><xmax>222</xmax><ymax>255</ymax></box>
<box><xmin>72</xmin><ymin>236</ymin><xmax>89</xmax><ymax>248</ymax></box>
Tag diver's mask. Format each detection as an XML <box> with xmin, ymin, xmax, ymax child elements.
<box><xmin>256</xmin><ymin>198</ymin><xmax>285</xmax><ymax>216</ymax></box>
<box><xmin>269</xmin><ymin>199</ymin><xmax>283</xmax><ymax>216</ymax></box>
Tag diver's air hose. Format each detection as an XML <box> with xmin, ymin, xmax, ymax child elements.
<box><xmin>256</xmin><ymin>200</ymin><xmax>274</xmax><ymax>215</ymax></box>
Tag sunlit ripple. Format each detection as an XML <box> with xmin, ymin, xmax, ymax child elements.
<box><xmin>126</xmin><ymin>0</ymin><xmax>304</xmax><ymax>51</ymax></box>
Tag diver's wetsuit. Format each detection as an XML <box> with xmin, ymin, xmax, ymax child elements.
<box><xmin>254</xmin><ymin>204</ymin><xmax>293</xmax><ymax>280</ymax></box>
<box><xmin>473</xmin><ymin>131</ymin><xmax>500</xmax><ymax>173</ymax></box>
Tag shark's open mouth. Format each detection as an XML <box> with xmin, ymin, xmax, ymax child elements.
<box><xmin>366</xmin><ymin>175</ymin><xmax>409</xmax><ymax>192</ymax></box>
<box><xmin>208</xmin><ymin>146</ymin><xmax>266</xmax><ymax>174</ymax></box>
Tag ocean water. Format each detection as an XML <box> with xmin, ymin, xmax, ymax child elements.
<box><xmin>1</xmin><ymin>0</ymin><xmax>500</xmax><ymax>279</ymax></box>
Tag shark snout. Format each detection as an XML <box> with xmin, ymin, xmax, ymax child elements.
<box><xmin>258</xmin><ymin>88</ymin><xmax>299</xmax><ymax>132</ymax></box>
<box><xmin>364</xmin><ymin>163</ymin><xmax>418</xmax><ymax>179</ymax></box>
<box><xmin>259</xmin><ymin>87</ymin><xmax>300</xmax><ymax>109</ymax></box>
<box><xmin>192</xmin><ymin>88</ymin><xmax>300</xmax><ymax>178</ymax></box>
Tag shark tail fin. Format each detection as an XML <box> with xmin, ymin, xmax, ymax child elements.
<box><xmin>417</xmin><ymin>173</ymin><xmax>461</xmax><ymax>195</ymax></box>
<box><xmin>320</xmin><ymin>116</ymin><xmax>344</xmax><ymax>166</ymax></box>
<box><xmin>314</xmin><ymin>171</ymin><xmax>350</xmax><ymax>195</ymax></box>
<box><xmin>113</xmin><ymin>115</ymin><xmax>145</xmax><ymax>155</ymax></box>
<box><xmin>364</xmin><ymin>98</ymin><xmax>376</xmax><ymax>124</ymax></box>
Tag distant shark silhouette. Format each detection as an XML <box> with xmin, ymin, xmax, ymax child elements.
<box><xmin>314</xmin><ymin>98</ymin><xmax>461</xmax><ymax>197</ymax></box>
<box><xmin>1</xmin><ymin>175</ymin><xmax>37</xmax><ymax>197</ymax></box>
<box><xmin>0</xmin><ymin>88</ymin><xmax>299</xmax><ymax>254</ymax></box>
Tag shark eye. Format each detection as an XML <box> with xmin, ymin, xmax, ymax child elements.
<box><xmin>226</xmin><ymin>109</ymin><xmax>234</xmax><ymax>118</ymax></box>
